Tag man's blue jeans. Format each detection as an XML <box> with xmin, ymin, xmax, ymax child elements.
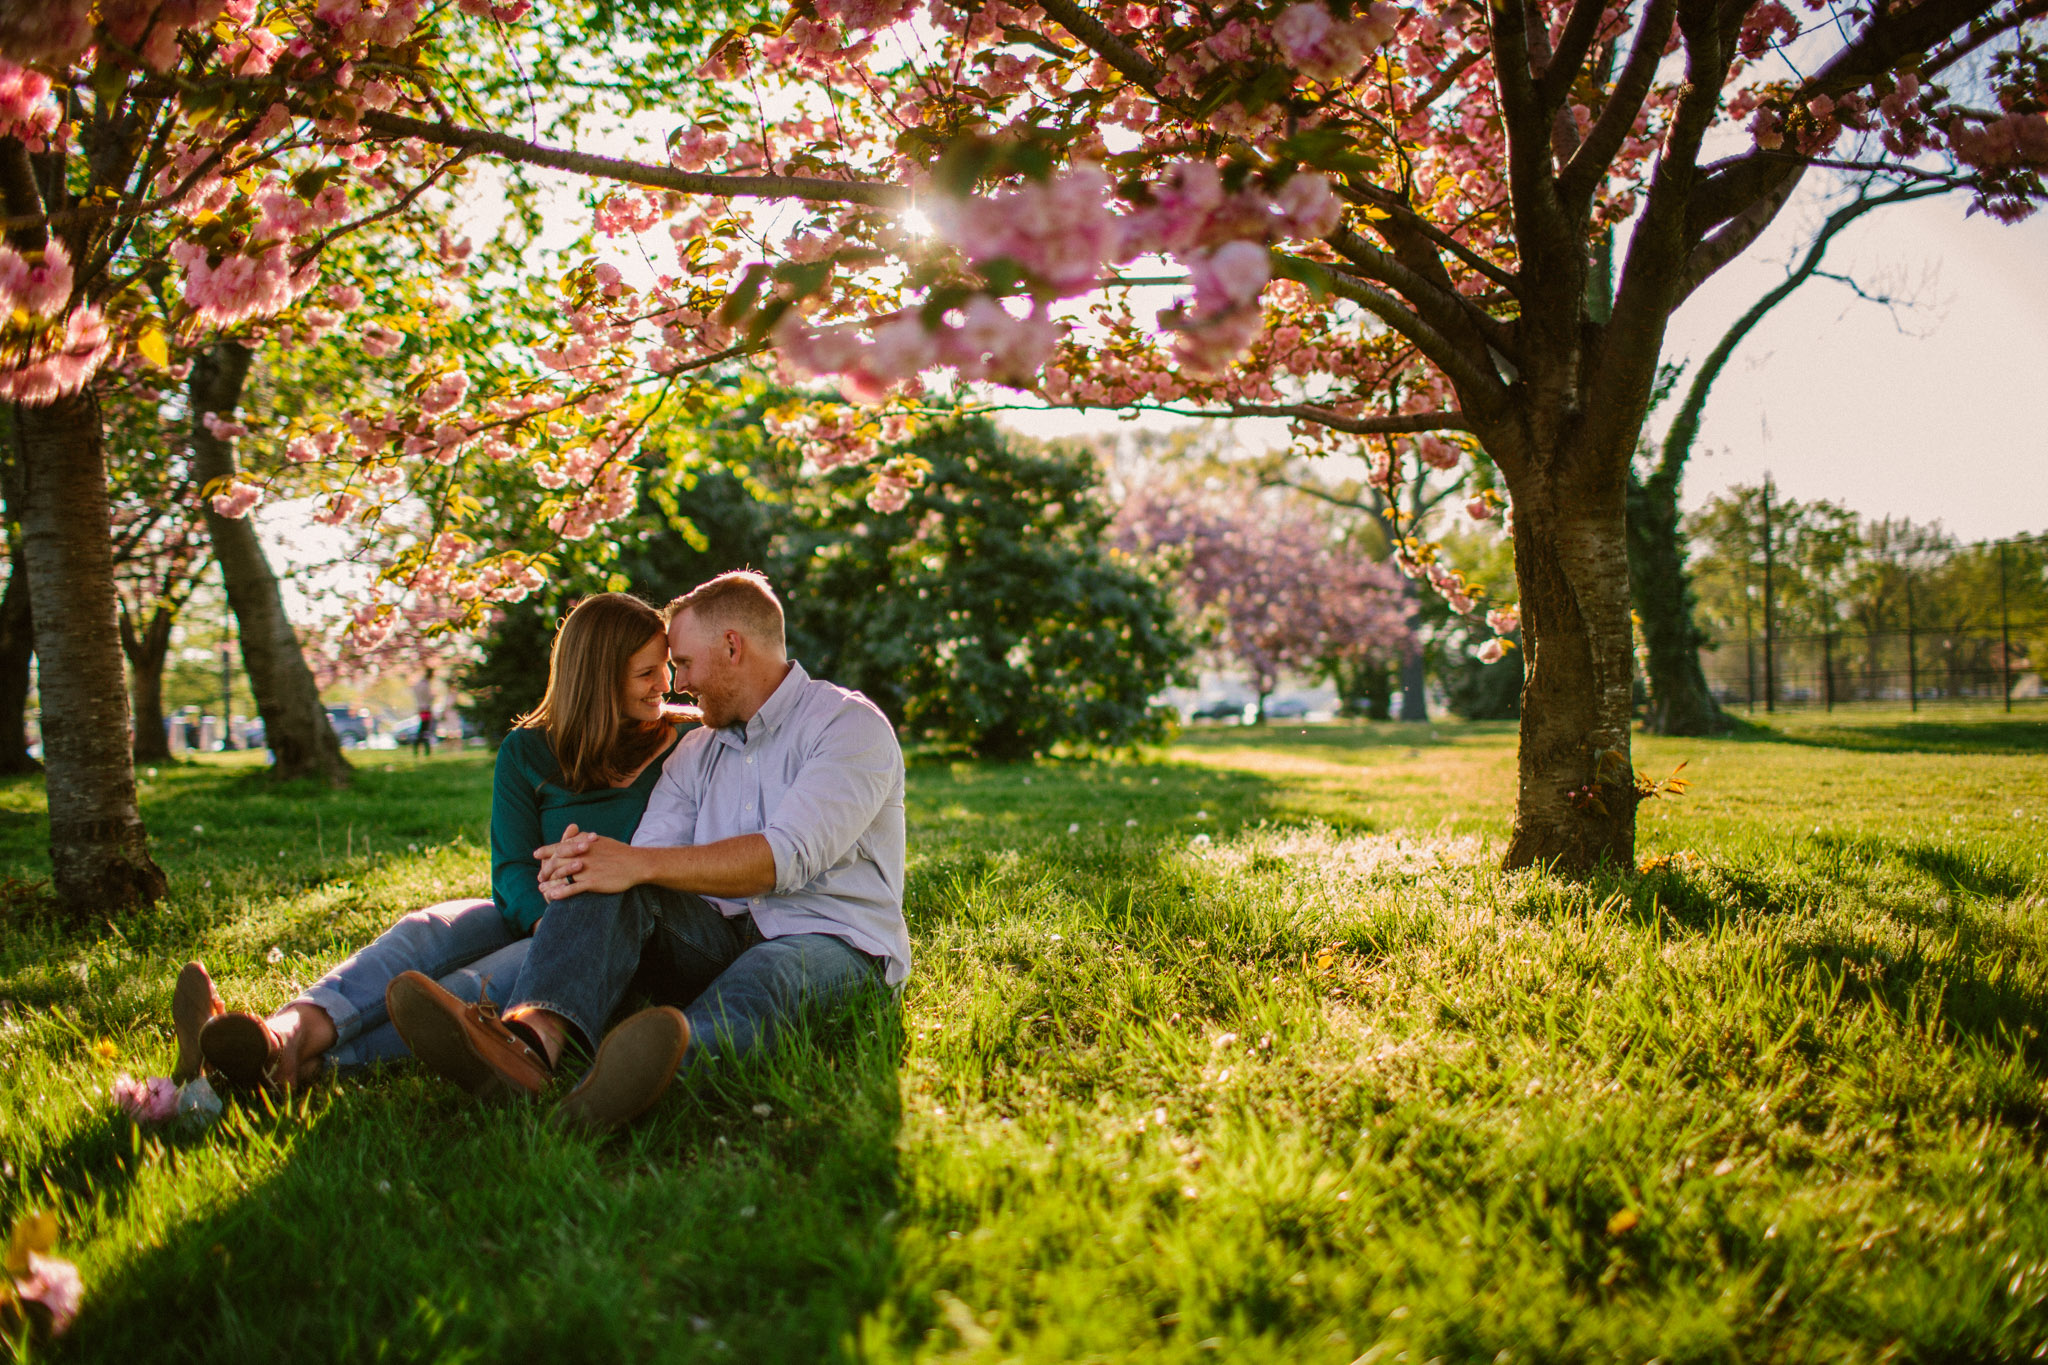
<box><xmin>511</xmin><ymin>885</ymin><xmax>882</xmax><ymax>1074</ymax></box>
<box><xmin>297</xmin><ymin>898</ymin><xmax>531</xmax><ymax>1069</ymax></box>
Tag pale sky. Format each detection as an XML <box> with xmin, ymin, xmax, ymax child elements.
<box><xmin>1659</xmin><ymin>190</ymin><xmax>2047</xmax><ymax>543</ymax></box>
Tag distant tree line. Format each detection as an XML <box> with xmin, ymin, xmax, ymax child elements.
<box><xmin>462</xmin><ymin>414</ymin><xmax>1190</xmax><ymax>760</ymax></box>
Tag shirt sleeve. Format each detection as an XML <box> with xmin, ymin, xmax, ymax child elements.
<box><xmin>490</xmin><ymin>731</ymin><xmax>549</xmax><ymax>935</ymax></box>
<box><xmin>630</xmin><ymin>737</ymin><xmax>701</xmax><ymax>848</ymax></box>
<box><xmin>761</xmin><ymin>702</ymin><xmax>901</xmax><ymax>893</ymax></box>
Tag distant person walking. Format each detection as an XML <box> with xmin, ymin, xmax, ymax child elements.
<box><xmin>413</xmin><ymin>667</ymin><xmax>436</xmax><ymax>757</ymax></box>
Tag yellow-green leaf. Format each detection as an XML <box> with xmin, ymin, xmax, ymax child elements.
<box><xmin>137</xmin><ymin>327</ymin><xmax>169</xmax><ymax>369</ymax></box>
<box><xmin>6</xmin><ymin>1210</ymin><xmax>58</xmax><ymax>1275</ymax></box>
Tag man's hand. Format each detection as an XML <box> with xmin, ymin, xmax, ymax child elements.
<box><xmin>535</xmin><ymin>826</ymin><xmax>645</xmax><ymax>900</ymax></box>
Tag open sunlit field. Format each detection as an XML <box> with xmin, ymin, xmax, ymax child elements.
<box><xmin>1</xmin><ymin>706</ymin><xmax>2043</xmax><ymax>1362</ymax></box>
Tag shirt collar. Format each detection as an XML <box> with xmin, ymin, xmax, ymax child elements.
<box><xmin>716</xmin><ymin>659</ymin><xmax>808</xmax><ymax>749</ymax></box>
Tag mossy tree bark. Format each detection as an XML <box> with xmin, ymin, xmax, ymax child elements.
<box><xmin>188</xmin><ymin>344</ymin><xmax>352</xmax><ymax>787</ymax></box>
<box><xmin>119</xmin><ymin>603</ymin><xmax>177</xmax><ymax>765</ymax></box>
<box><xmin>14</xmin><ymin>389</ymin><xmax>168</xmax><ymax>912</ymax></box>
<box><xmin>0</xmin><ymin>426</ymin><xmax>39</xmax><ymax>776</ymax></box>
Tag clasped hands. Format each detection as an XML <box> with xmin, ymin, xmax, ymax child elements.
<box><xmin>535</xmin><ymin>822</ymin><xmax>640</xmax><ymax>901</ymax></box>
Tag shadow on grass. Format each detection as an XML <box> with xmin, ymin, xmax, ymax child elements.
<box><xmin>1173</xmin><ymin>718</ymin><xmax>1517</xmax><ymax>754</ymax></box>
<box><xmin>1774</xmin><ymin>926</ymin><xmax>2048</xmax><ymax>1084</ymax></box>
<box><xmin>1809</xmin><ymin>832</ymin><xmax>2043</xmax><ymax>900</ymax></box>
<box><xmin>60</xmin><ymin>997</ymin><xmax>905</xmax><ymax>1365</ymax></box>
<box><xmin>1616</xmin><ymin>837</ymin><xmax>2041</xmax><ymax>941</ymax></box>
<box><xmin>903</xmin><ymin>750</ymin><xmax>1317</xmax><ymax>861</ymax></box>
<box><xmin>1728</xmin><ymin>713</ymin><xmax>2048</xmax><ymax>756</ymax></box>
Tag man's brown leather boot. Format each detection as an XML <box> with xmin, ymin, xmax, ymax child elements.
<box><xmin>556</xmin><ymin>1007</ymin><xmax>690</xmax><ymax>1134</ymax></box>
<box><xmin>386</xmin><ymin>971</ymin><xmax>551</xmax><ymax>1101</ymax></box>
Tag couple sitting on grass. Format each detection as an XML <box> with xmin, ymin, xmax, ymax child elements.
<box><xmin>168</xmin><ymin>570</ymin><xmax>908</xmax><ymax>1133</ymax></box>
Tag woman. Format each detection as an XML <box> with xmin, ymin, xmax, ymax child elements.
<box><xmin>172</xmin><ymin>592</ymin><xmax>685</xmax><ymax>1089</ymax></box>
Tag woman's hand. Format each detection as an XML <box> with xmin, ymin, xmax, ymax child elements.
<box><xmin>535</xmin><ymin>826</ymin><xmax>643</xmax><ymax>900</ymax></box>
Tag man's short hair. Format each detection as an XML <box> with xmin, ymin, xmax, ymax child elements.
<box><xmin>666</xmin><ymin>570</ymin><xmax>786</xmax><ymax>653</ymax></box>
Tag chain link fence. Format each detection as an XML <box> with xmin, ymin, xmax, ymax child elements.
<box><xmin>1695</xmin><ymin>527</ymin><xmax>2044</xmax><ymax>713</ymax></box>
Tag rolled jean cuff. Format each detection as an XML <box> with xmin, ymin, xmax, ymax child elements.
<box><xmin>296</xmin><ymin>984</ymin><xmax>362</xmax><ymax>1045</ymax></box>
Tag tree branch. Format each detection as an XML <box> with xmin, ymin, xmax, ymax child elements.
<box><xmin>353</xmin><ymin>111</ymin><xmax>909</xmax><ymax>208</ymax></box>
<box><xmin>1213</xmin><ymin>402</ymin><xmax>1473</xmax><ymax>435</ymax></box>
<box><xmin>1675</xmin><ymin>161</ymin><xmax>1810</xmax><ymax>301</ymax></box>
<box><xmin>1660</xmin><ymin>180</ymin><xmax>1943</xmax><ymax>480</ymax></box>
<box><xmin>1275</xmin><ymin>252</ymin><xmax>1508</xmax><ymax>408</ymax></box>
<box><xmin>1031</xmin><ymin>0</ymin><xmax>1164</xmax><ymax>89</ymax></box>
<box><xmin>1412</xmin><ymin>51</ymin><xmax>1483</xmax><ymax>111</ymax></box>
<box><xmin>1537</xmin><ymin>0</ymin><xmax>1611</xmax><ymax>109</ymax></box>
<box><xmin>1559</xmin><ymin>0</ymin><xmax>1681</xmax><ymax>207</ymax></box>
<box><xmin>1923</xmin><ymin>0</ymin><xmax>2048</xmax><ymax>79</ymax></box>
<box><xmin>1489</xmin><ymin>0</ymin><xmax>1577</xmax><ymax>257</ymax></box>
<box><xmin>1341</xmin><ymin>181</ymin><xmax>1522</xmax><ymax>293</ymax></box>
<box><xmin>1326</xmin><ymin>226</ymin><xmax>1514</xmax><ymax>352</ymax></box>
<box><xmin>0</xmin><ymin>138</ymin><xmax>48</xmax><ymax>251</ymax></box>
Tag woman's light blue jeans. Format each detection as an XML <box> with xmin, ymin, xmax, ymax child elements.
<box><xmin>296</xmin><ymin>898</ymin><xmax>531</xmax><ymax>1069</ymax></box>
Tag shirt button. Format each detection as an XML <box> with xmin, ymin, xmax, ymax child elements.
<box><xmin>745</xmin><ymin>755</ymin><xmax>754</xmax><ymax>765</ymax></box>
<box><xmin>745</xmin><ymin>801</ymin><xmax>754</xmax><ymax>811</ymax></box>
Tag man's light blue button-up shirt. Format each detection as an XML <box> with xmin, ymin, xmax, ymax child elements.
<box><xmin>630</xmin><ymin>661</ymin><xmax>910</xmax><ymax>985</ymax></box>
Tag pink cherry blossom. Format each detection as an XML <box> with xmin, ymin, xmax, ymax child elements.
<box><xmin>1486</xmin><ymin>606</ymin><xmax>1520</xmax><ymax>635</ymax></box>
<box><xmin>1465</xmin><ymin>495</ymin><xmax>1493</xmax><ymax>520</ymax></box>
<box><xmin>0</xmin><ymin>239</ymin><xmax>75</xmax><ymax>316</ymax></box>
<box><xmin>361</xmin><ymin>323</ymin><xmax>404</xmax><ymax>358</ymax></box>
<box><xmin>0</xmin><ymin>59</ymin><xmax>62</xmax><ymax>152</ymax></box>
<box><xmin>13</xmin><ymin>1252</ymin><xmax>84</xmax><ymax>1336</ymax></box>
<box><xmin>866</xmin><ymin>473</ymin><xmax>913</xmax><ymax>513</ymax></box>
<box><xmin>418</xmin><ymin>369</ymin><xmax>470</xmax><ymax>416</ymax></box>
<box><xmin>211</xmin><ymin>481</ymin><xmax>264</xmax><ymax>519</ymax></box>
<box><xmin>1271</xmin><ymin>2</ymin><xmax>1402</xmax><ymax>84</ymax></box>
<box><xmin>171</xmin><ymin>241</ymin><xmax>318</xmax><ymax>328</ymax></box>
<box><xmin>1272</xmin><ymin>173</ymin><xmax>1342</xmax><ymax>240</ymax></box>
<box><xmin>932</xmin><ymin>166</ymin><xmax>1123</xmax><ymax>294</ymax></box>
<box><xmin>1475</xmin><ymin>638</ymin><xmax>1507</xmax><ymax>664</ymax></box>
<box><xmin>112</xmin><ymin>1073</ymin><xmax>180</xmax><ymax>1124</ymax></box>
<box><xmin>201</xmin><ymin>412</ymin><xmax>249</xmax><ymax>441</ymax></box>
<box><xmin>1189</xmin><ymin>240</ymin><xmax>1271</xmax><ymax>310</ymax></box>
<box><xmin>1414</xmin><ymin>435</ymin><xmax>1462</xmax><ymax>470</ymax></box>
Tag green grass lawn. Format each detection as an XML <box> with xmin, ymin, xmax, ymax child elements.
<box><xmin>1</xmin><ymin>709</ymin><xmax>2044</xmax><ymax>1363</ymax></box>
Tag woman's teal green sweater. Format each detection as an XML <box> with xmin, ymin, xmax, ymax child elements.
<box><xmin>490</xmin><ymin>725</ymin><xmax>679</xmax><ymax>934</ymax></box>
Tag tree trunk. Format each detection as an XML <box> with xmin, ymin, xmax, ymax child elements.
<box><xmin>1627</xmin><ymin>468</ymin><xmax>1732</xmax><ymax>736</ymax></box>
<box><xmin>14</xmin><ymin>391</ymin><xmax>167</xmax><ymax>913</ymax></box>
<box><xmin>0</xmin><ymin>417</ymin><xmax>37</xmax><ymax>775</ymax></box>
<box><xmin>1361</xmin><ymin>660</ymin><xmax>1392</xmax><ymax>721</ymax></box>
<box><xmin>189</xmin><ymin>344</ymin><xmax>351</xmax><ymax>787</ymax></box>
<box><xmin>1502</xmin><ymin>468</ymin><xmax>1638</xmax><ymax>873</ymax></box>
<box><xmin>0</xmin><ymin>557</ymin><xmax>36</xmax><ymax>775</ymax></box>
<box><xmin>1397</xmin><ymin>638</ymin><xmax>1428</xmax><ymax>722</ymax></box>
<box><xmin>120</xmin><ymin>605</ymin><xmax>175</xmax><ymax>764</ymax></box>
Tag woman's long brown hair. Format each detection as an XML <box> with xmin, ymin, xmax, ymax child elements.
<box><xmin>514</xmin><ymin>593</ymin><xmax>671</xmax><ymax>792</ymax></box>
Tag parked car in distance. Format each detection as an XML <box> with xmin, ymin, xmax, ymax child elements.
<box><xmin>1190</xmin><ymin>698</ymin><xmax>1250</xmax><ymax>723</ymax></box>
<box><xmin>325</xmin><ymin>705</ymin><xmax>371</xmax><ymax>747</ymax></box>
<box><xmin>1264</xmin><ymin>697</ymin><xmax>1311</xmax><ymax>719</ymax></box>
<box><xmin>393</xmin><ymin>713</ymin><xmax>483</xmax><ymax>745</ymax></box>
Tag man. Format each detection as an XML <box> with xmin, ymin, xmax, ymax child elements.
<box><xmin>386</xmin><ymin>571</ymin><xmax>908</xmax><ymax>1131</ymax></box>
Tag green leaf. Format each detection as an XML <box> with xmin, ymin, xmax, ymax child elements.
<box><xmin>1268</xmin><ymin>253</ymin><xmax>1332</xmax><ymax>303</ymax></box>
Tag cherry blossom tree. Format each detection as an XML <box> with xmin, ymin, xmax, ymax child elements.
<box><xmin>4</xmin><ymin>0</ymin><xmax>2044</xmax><ymax>900</ymax></box>
<box><xmin>1118</xmin><ymin>478</ymin><xmax>1411</xmax><ymax>717</ymax></box>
